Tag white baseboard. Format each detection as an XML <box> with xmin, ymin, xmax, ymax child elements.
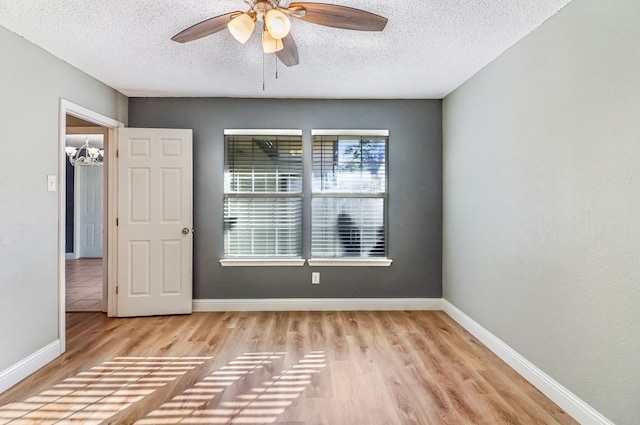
<box><xmin>441</xmin><ymin>300</ymin><xmax>614</xmax><ymax>425</ymax></box>
<box><xmin>0</xmin><ymin>340</ymin><xmax>61</xmax><ymax>394</ymax></box>
<box><xmin>193</xmin><ymin>298</ymin><xmax>442</xmax><ymax>312</ymax></box>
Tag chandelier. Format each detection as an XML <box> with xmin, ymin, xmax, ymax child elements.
<box><xmin>65</xmin><ymin>138</ymin><xmax>104</xmax><ymax>166</ymax></box>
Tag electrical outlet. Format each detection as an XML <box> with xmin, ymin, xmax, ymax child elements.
<box><xmin>312</xmin><ymin>272</ymin><xmax>320</xmax><ymax>284</ymax></box>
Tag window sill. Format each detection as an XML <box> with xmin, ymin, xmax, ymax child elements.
<box><xmin>220</xmin><ymin>259</ymin><xmax>306</xmax><ymax>267</ymax></box>
<box><xmin>307</xmin><ymin>258</ymin><xmax>393</xmax><ymax>267</ymax></box>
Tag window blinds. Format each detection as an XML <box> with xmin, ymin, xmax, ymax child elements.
<box><xmin>224</xmin><ymin>133</ymin><xmax>302</xmax><ymax>258</ymax></box>
<box><xmin>311</xmin><ymin>134</ymin><xmax>388</xmax><ymax>258</ymax></box>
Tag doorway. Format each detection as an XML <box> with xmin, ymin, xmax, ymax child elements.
<box><xmin>58</xmin><ymin>99</ymin><xmax>123</xmax><ymax>352</ymax></box>
<box><xmin>58</xmin><ymin>101</ymin><xmax>192</xmax><ymax>347</ymax></box>
<box><xmin>64</xmin><ymin>126</ymin><xmax>106</xmax><ymax>312</ymax></box>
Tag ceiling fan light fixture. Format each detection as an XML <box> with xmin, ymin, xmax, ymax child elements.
<box><xmin>227</xmin><ymin>12</ymin><xmax>255</xmax><ymax>44</ymax></box>
<box><xmin>262</xmin><ymin>28</ymin><xmax>284</xmax><ymax>53</ymax></box>
<box><xmin>265</xmin><ymin>9</ymin><xmax>291</xmax><ymax>39</ymax></box>
<box><xmin>173</xmin><ymin>2</ymin><xmax>387</xmax><ymax>68</ymax></box>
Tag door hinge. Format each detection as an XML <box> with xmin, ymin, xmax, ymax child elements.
<box><xmin>116</xmin><ymin>218</ymin><xmax>119</xmax><ymax>226</ymax></box>
<box><xmin>116</xmin><ymin>149</ymin><xmax>119</xmax><ymax>158</ymax></box>
<box><xmin>116</xmin><ymin>286</ymin><xmax>119</xmax><ymax>295</ymax></box>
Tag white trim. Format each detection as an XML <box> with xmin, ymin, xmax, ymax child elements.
<box><xmin>0</xmin><ymin>340</ymin><xmax>61</xmax><ymax>394</ymax></box>
<box><xmin>219</xmin><ymin>259</ymin><xmax>306</xmax><ymax>267</ymax></box>
<box><xmin>65</xmin><ymin>253</ymin><xmax>76</xmax><ymax>260</ymax></box>
<box><xmin>106</xmin><ymin>127</ymin><xmax>118</xmax><ymax>317</ymax></box>
<box><xmin>73</xmin><ymin>164</ymin><xmax>81</xmax><ymax>260</ymax></box>
<box><xmin>441</xmin><ymin>300</ymin><xmax>615</xmax><ymax>425</ymax></box>
<box><xmin>224</xmin><ymin>129</ymin><xmax>302</xmax><ymax>136</ymax></box>
<box><xmin>311</xmin><ymin>129</ymin><xmax>389</xmax><ymax>136</ymax></box>
<box><xmin>58</xmin><ymin>101</ymin><xmax>67</xmax><ymax>355</ymax></box>
<box><xmin>59</xmin><ymin>99</ymin><xmax>125</xmax><ymax>346</ymax></box>
<box><xmin>193</xmin><ymin>298</ymin><xmax>441</xmax><ymax>312</ymax></box>
<box><xmin>61</xmin><ymin>100</ymin><xmax>124</xmax><ymax>129</ymax></box>
<box><xmin>307</xmin><ymin>258</ymin><xmax>393</xmax><ymax>267</ymax></box>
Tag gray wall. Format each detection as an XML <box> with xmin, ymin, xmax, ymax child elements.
<box><xmin>129</xmin><ymin>98</ymin><xmax>442</xmax><ymax>299</ymax></box>
<box><xmin>0</xmin><ymin>26</ymin><xmax>127</xmax><ymax>372</ymax></box>
<box><xmin>443</xmin><ymin>0</ymin><xmax>640</xmax><ymax>423</ymax></box>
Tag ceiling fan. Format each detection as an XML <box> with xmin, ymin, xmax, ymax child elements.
<box><xmin>171</xmin><ymin>1</ymin><xmax>388</xmax><ymax>67</ymax></box>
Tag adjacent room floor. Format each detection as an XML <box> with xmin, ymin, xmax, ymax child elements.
<box><xmin>65</xmin><ymin>258</ymin><xmax>103</xmax><ymax>312</ymax></box>
<box><xmin>0</xmin><ymin>311</ymin><xmax>578</xmax><ymax>424</ymax></box>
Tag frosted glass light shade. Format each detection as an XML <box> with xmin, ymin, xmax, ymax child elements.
<box><xmin>87</xmin><ymin>147</ymin><xmax>100</xmax><ymax>158</ymax></box>
<box><xmin>265</xmin><ymin>9</ymin><xmax>291</xmax><ymax>39</ymax></box>
<box><xmin>228</xmin><ymin>13</ymin><xmax>255</xmax><ymax>44</ymax></box>
<box><xmin>262</xmin><ymin>30</ymin><xmax>283</xmax><ymax>53</ymax></box>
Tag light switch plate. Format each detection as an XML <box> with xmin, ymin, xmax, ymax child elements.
<box><xmin>47</xmin><ymin>175</ymin><xmax>57</xmax><ymax>192</ymax></box>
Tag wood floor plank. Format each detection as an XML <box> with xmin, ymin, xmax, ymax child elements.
<box><xmin>0</xmin><ymin>311</ymin><xmax>578</xmax><ymax>425</ymax></box>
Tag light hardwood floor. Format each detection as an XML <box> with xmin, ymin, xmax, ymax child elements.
<box><xmin>66</xmin><ymin>259</ymin><xmax>103</xmax><ymax>312</ymax></box>
<box><xmin>0</xmin><ymin>311</ymin><xmax>578</xmax><ymax>424</ymax></box>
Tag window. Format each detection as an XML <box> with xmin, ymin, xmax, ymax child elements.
<box><xmin>223</xmin><ymin>130</ymin><xmax>302</xmax><ymax>259</ymax></box>
<box><xmin>311</xmin><ymin>130</ymin><xmax>388</xmax><ymax>259</ymax></box>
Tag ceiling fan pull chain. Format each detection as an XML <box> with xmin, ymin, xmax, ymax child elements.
<box><xmin>275</xmin><ymin>53</ymin><xmax>279</xmax><ymax>80</ymax></box>
<box><xmin>263</xmin><ymin>50</ymin><xmax>266</xmax><ymax>91</ymax></box>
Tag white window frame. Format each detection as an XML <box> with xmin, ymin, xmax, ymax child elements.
<box><xmin>219</xmin><ymin>129</ymin><xmax>393</xmax><ymax>267</ymax></box>
<box><xmin>221</xmin><ymin>129</ymin><xmax>304</xmax><ymax>266</ymax></box>
<box><xmin>309</xmin><ymin>129</ymin><xmax>392</xmax><ymax>267</ymax></box>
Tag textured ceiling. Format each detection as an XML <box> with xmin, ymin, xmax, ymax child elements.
<box><xmin>0</xmin><ymin>0</ymin><xmax>572</xmax><ymax>98</ymax></box>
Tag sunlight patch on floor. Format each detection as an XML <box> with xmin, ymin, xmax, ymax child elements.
<box><xmin>135</xmin><ymin>351</ymin><xmax>326</xmax><ymax>425</ymax></box>
<box><xmin>0</xmin><ymin>357</ymin><xmax>211</xmax><ymax>424</ymax></box>
<box><xmin>0</xmin><ymin>352</ymin><xmax>326</xmax><ymax>424</ymax></box>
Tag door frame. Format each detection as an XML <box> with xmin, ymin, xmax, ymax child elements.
<box><xmin>58</xmin><ymin>99</ymin><xmax>123</xmax><ymax>353</ymax></box>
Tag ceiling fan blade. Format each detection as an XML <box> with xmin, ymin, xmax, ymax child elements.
<box><xmin>276</xmin><ymin>33</ymin><xmax>299</xmax><ymax>67</ymax></box>
<box><xmin>288</xmin><ymin>2</ymin><xmax>387</xmax><ymax>31</ymax></box>
<box><xmin>172</xmin><ymin>11</ymin><xmax>240</xmax><ymax>43</ymax></box>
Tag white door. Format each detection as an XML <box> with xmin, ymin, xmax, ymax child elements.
<box><xmin>116</xmin><ymin>128</ymin><xmax>193</xmax><ymax>317</ymax></box>
<box><xmin>76</xmin><ymin>164</ymin><xmax>103</xmax><ymax>258</ymax></box>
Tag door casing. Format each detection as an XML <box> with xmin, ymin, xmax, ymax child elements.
<box><xmin>58</xmin><ymin>99</ymin><xmax>123</xmax><ymax>353</ymax></box>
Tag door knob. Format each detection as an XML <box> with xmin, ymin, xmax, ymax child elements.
<box><xmin>182</xmin><ymin>228</ymin><xmax>190</xmax><ymax>235</ymax></box>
